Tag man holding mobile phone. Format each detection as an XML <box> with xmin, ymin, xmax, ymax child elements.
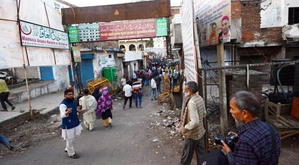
<box><xmin>59</xmin><ymin>89</ymin><xmax>83</xmax><ymax>159</ymax></box>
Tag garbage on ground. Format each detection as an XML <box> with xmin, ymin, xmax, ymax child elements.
<box><xmin>152</xmin><ymin>139</ymin><xmax>159</xmax><ymax>143</ymax></box>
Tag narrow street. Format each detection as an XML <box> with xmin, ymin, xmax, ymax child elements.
<box><xmin>0</xmin><ymin>86</ymin><xmax>185</xmax><ymax>165</ymax></box>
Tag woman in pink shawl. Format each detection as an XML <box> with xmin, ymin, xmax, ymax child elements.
<box><xmin>97</xmin><ymin>88</ymin><xmax>113</xmax><ymax>127</ymax></box>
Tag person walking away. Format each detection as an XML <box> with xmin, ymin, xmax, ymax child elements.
<box><xmin>145</xmin><ymin>73</ymin><xmax>150</xmax><ymax>86</ymax></box>
<box><xmin>156</xmin><ymin>75</ymin><xmax>162</xmax><ymax>93</ymax></box>
<box><xmin>173</xmin><ymin>70</ymin><xmax>178</xmax><ymax>86</ymax></box>
<box><xmin>120</xmin><ymin>76</ymin><xmax>127</xmax><ymax>89</ymax></box>
<box><xmin>0</xmin><ymin>133</ymin><xmax>14</xmax><ymax>151</ymax></box>
<box><xmin>163</xmin><ymin>73</ymin><xmax>169</xmax><ymax>92</ymax></box>
<box><xmin>60</xmin><ymin>89</ymin><xmax>82</xmax><ymax>159</ymax></box>
<box><xmin>151</xmin><ymin>75</ymin><xmax>157</xmax><ymax>100</ymax></box>
<box><xmin>132</xmin><ymin>71</ymin><xmax>137</xmax><ymax>80</ymax></box>
<box><xmin>97</xmin><ymin>88</ymin><xmax>113</xmax><ymax>127</ymax></box>
<box><xmin>123</xmin><ymin>82</ymin><xmax>133</xmax><ymax>109</ymax></box>
<box><xmin>0</xmin><ymin>78</ymin><xmax>15</xmax><ymax>111</ymax></box>
<box><xmin>132</xmin><ymin>79</ymin><xmax>142</xmax><ymax>108</ymax></box>
<box><xmin>79</xmin><ymin>89</ymin><xmax>97</xmax><ymax>131</ymax></box>
<box><xmin>179</xmin><ymin>81</ymin><xmax>206</xmax><ymax>165</ymax></box>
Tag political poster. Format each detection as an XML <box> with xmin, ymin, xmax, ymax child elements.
<box><xmin>194</xmin><ymin>0</ymin><xmax>231</xmax><ymax>46</ymax></box>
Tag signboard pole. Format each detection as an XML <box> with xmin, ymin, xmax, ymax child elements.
<box><xmin>22</xmin><ymin>47</ymin><xmax>33</xmax><ymax>118</ymax></box>
<box><xmin>217</xmin><ymin>43</ymin><xmax>228</xmax><ymax>135</ymax></box>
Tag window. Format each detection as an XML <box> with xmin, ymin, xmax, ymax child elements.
<box><xmin>129</xmin><ymin>44</ymin><xmax>136</xmax><ymax>51</ymax></box>
<box><xmin>138</xmin><ymin>44</ymin><xmax>144</xmax><ymax>51</ymax></box>
<box><xmin>289</xmin><ymin>7</ymin><xmax>299</xmax><ymax>25</ymax></box>
<box><xmin>120</xmin><ymin>45</ymin><xmax>125</xmax><ymax>50</ymax></box>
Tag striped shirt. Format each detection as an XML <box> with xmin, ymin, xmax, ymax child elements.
<box><xmin>132</xmin><ymin>81</ymin><xmax>142</xmax><ymax>94</ymax></box>
<box><xmin>227</xmin><ymin>119</ymin><xmax>280</xmax><ymax>165</ymax></box>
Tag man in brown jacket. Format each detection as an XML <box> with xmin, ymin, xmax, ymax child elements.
<box><xmin>179</xmin><ymin>81</ymin><xmax>206</xmax><ymax>165</ymax></box>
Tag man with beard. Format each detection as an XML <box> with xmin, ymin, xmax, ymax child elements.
<box><xmin>59</xmin><ymin>89</ymin><xmax>83</xmax><ymax>159</ymax></box>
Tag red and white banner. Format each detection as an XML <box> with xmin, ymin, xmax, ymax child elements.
<box><xmin>99</xmin><ymin>19</ymin><xmax>156</xmax><ymax>41</ymax></box>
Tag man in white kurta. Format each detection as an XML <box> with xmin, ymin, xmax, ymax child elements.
<box><xmin>79</xmin><ymin>89</ymin><xmax>97</xmax><ymax>131</ymax></box>
<box><xmin>60</xmin><ymin>89</ymin><xmax>83</xmax><ymax>159</ymax></box>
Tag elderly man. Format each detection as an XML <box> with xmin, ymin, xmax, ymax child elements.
<box><xmin>179</xmin><ymin>81</ymin><xmax>206</xmax><ymax>165</ymax></box>
<box><xmin>222</xmin><ymin>91</ymin><xmax>280</xmax><ymax>164</ymax></box>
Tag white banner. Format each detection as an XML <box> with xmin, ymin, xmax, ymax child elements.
<box><xmin>0</xmin><ymin>0</ymin><xmax>17</xmax><ymax>21</ymax></box>
<box><xmin>181</xmin><ymin>0</ymin><xmax>197</xmax><ymax>82</ymax></box>
<box><xmin>54</xmin><ymin>49</ymin><xmax>71</xmax><ymax>65</ymax></box>
<box><xmin>0</xmin><ymin>20</ymin><xmax>24</xmax><ymax>69</ymax></box>
<box><xmin>27</xmin><ymin>47</ymin><xmax>55</xmax><ymax>66</ymax></box>
<box><xmin>20</xmin><ymin>21</ymin><xmax>69</xmax><ymax>49</ymax></box>
<box><xmin>194</xmin><ymin>0</ymin><xmax>231</xmax><ymax>46</ymax></box>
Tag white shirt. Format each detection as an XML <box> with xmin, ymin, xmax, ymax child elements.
<box><xmin>123</xmin><ymin>84</ymin><xmax>133</xmax><ymax>97</ymax></box>
<box><xmin>133</xmin><ymin>73</ymin><xmax>137</xmax><ymax>79</ymax></box>
<box><xmin>151</xmin><ymin>78</ymin><xmax>157</xmax><ymax>88</ymax></box>
<box><xmin>121</xmin><ymin>78</ymin><xmax>126</xmax><ymax>86</ymax></box>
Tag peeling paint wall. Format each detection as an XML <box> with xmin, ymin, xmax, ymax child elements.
<box><xmin>261</xmin><ymin>0</ymin><xmax>283</xmax><ymax>28</ymax></box>
<box><xmin>49</xmin><ymin>65</ymin><xmax>69</xmax><ymax>92</ymax></box>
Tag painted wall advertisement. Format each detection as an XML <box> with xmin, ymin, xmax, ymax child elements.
<box><xmin>194</xmin><ymin>0</ymin><xmax>231</xmax><ymax>46</ymax></box>
<box><xmin>181</xmin><ymin>0</ymin><xmax>197</xmax><ymax>82</ymax></box>
<box><xmin>20</xmin><ymin>21</ymin><xmax>69</xmax><ymax>49</ymax></box>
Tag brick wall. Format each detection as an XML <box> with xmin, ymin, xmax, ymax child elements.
<box><xmin>232</xmin><ymin>0</ymin><xmax>241</xmax><ymax>18</ymax></box>
<box><xmin>240</xmin><ymin>1</ymin><xmax>282</xmax><ymax>44</ymax></box>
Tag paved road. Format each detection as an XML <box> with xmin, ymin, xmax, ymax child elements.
<box><xmin>0</xmin><ymin>86</ymin><xmax>181</xmax><ymax>165</ymax></box>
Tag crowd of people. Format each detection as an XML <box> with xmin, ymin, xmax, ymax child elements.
<box><xmin>120</xmin><ymin>64</ymin><xmax>182</xmax><ymax>109</ymax></box>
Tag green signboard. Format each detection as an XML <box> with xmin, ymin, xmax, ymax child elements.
<box><xmin>156</xmin><ymin>18</ymin><xmax>168</xmax><ymax>37</ymax></box>
<box><xmin>68</xmin><ymin>26</ymin><xmax>79</xmax><ymax>43</ymax></box>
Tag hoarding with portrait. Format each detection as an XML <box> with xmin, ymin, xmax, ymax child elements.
<box><xmin>194</xmin><ymin>0</ymin><xmax>231</xmax><ymax>46</ymax></box>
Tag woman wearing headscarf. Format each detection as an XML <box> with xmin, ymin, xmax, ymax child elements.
<box><xmin>97</xmin><ymin>88</ymin><xmax>113</xmax><ymax>127</ymax></box>
<box><xmin>92</xmin><ymin>87</ymin><xmax>101</xmax><ymax>102</ymax></box>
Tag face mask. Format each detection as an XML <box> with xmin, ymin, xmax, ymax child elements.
<box><xmin>66</xmin><ymin>98</ymin><xmax>74</xmax><ymax>102</ymax></box>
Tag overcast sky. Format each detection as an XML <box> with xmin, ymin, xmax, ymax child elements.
<box><xmin>63</xmin><ymin>0</ymin><xmax>182</xmax><ymax>7</ymax></box>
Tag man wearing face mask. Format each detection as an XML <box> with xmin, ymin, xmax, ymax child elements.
<box><xmin>59</xmin><ymin>89</ymin><xmax>83</xmax><ymax>159</ymax></box>
<box><xmin>179</xmin><ymin>81</ymin><xmax>206</xmax><ymax>165</ymax></box>
<box><xmin>222</xmin><ymin>91</ymin><xmax>280</xmax><ymax>165</ymax></box>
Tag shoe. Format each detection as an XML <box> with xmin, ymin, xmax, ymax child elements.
<box><xmin>129</xmin><ymin>106</ymin><xmax>132</xmax><ymax>108</ymax></box>
<box><xmin>7</xmin><ymin>145</ymin><xmax>14</xmax><ymax>151</ymax></box>
<box><xmin>108</xmin><ymin>123</ymin><xmax>112</xmax><ymax>127</ymax></box>
<box><xmin>123</xmin><ymin>106</ymin><xmax>125</xmax><ymax>109</ymax></box>
<box><xmin>64</xmin><ymin>150</ymin><xmax>67</xmax><ymax>153</ymax></box>
<box><xmin>139</xmin><ymin>106</ymin><xmax>142</xmax><ymax>108</ymax></box>
<box><xmin>69</xmin><ymin>153</ymin><xmax>80</xmax><ymax>159</ymax></box>
<box><xmin>11</xmin><ymin>106</ymin><xmax>15</xmax><ymax>111</ymax></box>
